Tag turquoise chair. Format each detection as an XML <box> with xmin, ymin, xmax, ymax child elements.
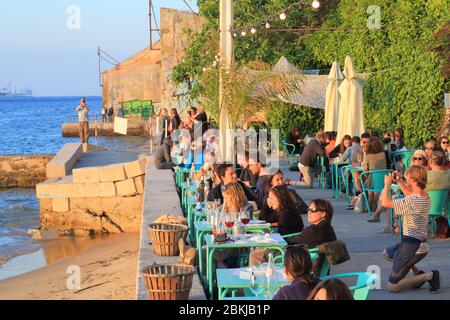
<box><xmin>320</xmin><ymin>272</ymin><xmax>378</xmax><ymax>300</ymax></box>
<box><xmin>184</xmin><ymin>150</ymin><xmax>204</xmax><ymax>170</ymax></box>
<box><xmin>391</xmin><ymin>150</ymin><xmax>414</xmax><ymax>172</ymax></box>
<box><xmin>316</xmin><ymin>156</ymin><xmax>326</xmax><ymax>189</ymax></box>
<box><xmin>281</xmin><ymin>139</ymin><xmax>301</xmax><ymax>166</ymax></box>
<box><xmin>274</xmin><ymin>233</ymin><xmax>330</xmax><ymax>278</ymax></box>
<box><xmin>428</xmin><ymin>190</ymin><xmax>449</xmax><ymax>238</ymax></box>
<box><xmin>360</xmin><ymin>169</ymin><xmax>393</xmax><ymax>216</ymax></box>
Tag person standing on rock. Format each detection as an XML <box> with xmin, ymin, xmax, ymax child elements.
<box><xmin>76</xmin><ymin>97</ymin><xmax>90</xmax><ymax>144</ymax></box>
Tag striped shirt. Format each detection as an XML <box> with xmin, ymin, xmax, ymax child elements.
<box><xmin>393</xmin><ymin>194</ymin><xmax>431</xmax><ymax>254</ymax></box>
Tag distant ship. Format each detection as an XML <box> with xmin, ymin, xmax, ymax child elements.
<box><xmin>0</xmin><ymin>84</ymin><xmax>33</xmax><ymax>97</ymax></box>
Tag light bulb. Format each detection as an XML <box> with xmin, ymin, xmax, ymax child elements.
<box><xmin>265</xmin><ymin>22</ymin><xmax>271</xmax><ymax>29</ymax></box>
<box><xmin>312</xmin><ymin>0</ymin><xmax>320</xmax><ymax>9</ymax></box>
<box><xmin>251</xmin><ymin>28</ymin><xmax>256</xmax><ymax>34</ymax></box>
<box><xmin>212</xmin><ymin>61</ymin><xmax>217</xmax><ymax>67</ymax></box>
<box><xmin>202</xmin><ymin>67</ymin><xmax>207</xmax><ymax>72</ymax></box>
<box><xmin>279</xmin><ymin>12</ymin><xmax>286</xmax><ymax>20</ymax></box>
<box><xmin>241</xmin><ymin>31</ymin><xmax>246</xmax><ymax>36</ymax></box>
<box><xmin>233</xmin><ymin>32</ymin><xmax>237</xmax><ymax>37</ymax></box>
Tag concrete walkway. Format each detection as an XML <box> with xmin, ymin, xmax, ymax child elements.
<box><xmin>283</xmin><ymin>170</ymin><xmax>450</xmax><ymax>300</ymax></box>
<box><xmin>135</xmin><ymin>160</ymin><xmax>206</xmax><ymax>300</ymax></box>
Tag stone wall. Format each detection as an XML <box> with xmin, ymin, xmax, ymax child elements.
<box><xmin>101</xmin><ymin>8</ymin><xmax>204</xmax><ymax>112</ymax></box>
<box><xmin>0</xmin><ymin>155</ymin><xmax>54</xmax><ymax>188</ymax></box>
<box><xmin>101</xmin><ymin>45</ymin><xmax>162</xmax><ymax>109</ymax></box>
<box><xmin>36</xmin><ymin>157</ymin><xmax>147</xmax><ymax>236</ymax></box>
<box><xmin>160</xmin><ymin>8</ymin><xmax>204</xmax><ymax>110</ymax></box>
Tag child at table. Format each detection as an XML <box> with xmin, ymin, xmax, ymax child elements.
<box><xmin>273</xmin><ymin>245</ymin><xmax>319</xmax><ymax>300</ymax></box>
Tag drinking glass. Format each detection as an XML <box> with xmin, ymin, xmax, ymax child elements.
<box><xmin>222</xmin><ymin>212</ymin><xmax>234</xmax><ymax>235</ymax></box>
<box><xmin>239</xmin><ymin>209</ymin><xmax>250</xmax><ymax>235</ymax></box>
<box><xmin>264</xmin><ymin>269</ymin><xmax>279</xmax><ymax>300</ymax></box>
<box><xmin>249</xmin><ymin>267</ymin><xmax>264</xmax><ymax>297</ymax></box>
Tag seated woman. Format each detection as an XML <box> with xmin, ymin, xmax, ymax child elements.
<box><xmin>259</xmin><ymin>170</ymin><xmax>308</xmax><ymax>223</ymax></box>
<box><xmin>221</xmin><ymin>182</ymin><xmax>254</xmax><ymax>220</ymax></box>
<box><xmin>249</xmin><ymin>186</ymin><xmax>304</xmax><ymax>266</ymax></box>
<box><xmin>286</xmin><ymin>126</ymin><xmax>304</xmax><ymax>155</ymax></box>
<box><xmin>361</xmin><ymin>136</ymin><xmax>387</xmax><ymax>212</ymax></box>
<box><xmin>272</xmin><ymin>246</ymin><xmax>320</xmax><ymax>300</ymax></box>
<box><xmin>307</xmin><ymin>279</ymin><xmax>354</xmax><ymax>300</ymax></box>
<box><xmin>286</xmin><ymin>199</ymin><xmax>337</xmax><ymax>248</ymax></box>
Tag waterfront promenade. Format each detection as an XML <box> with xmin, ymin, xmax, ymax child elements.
<box><xmin>134</xmin><ymin>162</ymin><xmax>449</xmax><ymax>300</ymax></box>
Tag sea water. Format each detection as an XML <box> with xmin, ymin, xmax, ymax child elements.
<box><xmin>0</xmin><ymin>96</ymin><xmax>147</xmax><ymax>276</ymax></box>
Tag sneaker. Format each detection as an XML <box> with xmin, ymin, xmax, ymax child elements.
<box><xmin>346</xmin><ymin>205</ymin><xmax>354</xmax><ymax>210</ymax></box>
<box><xmin>367</xmin><ymin>218</ymin><xmax>381</xmax><ymax>223</ymax></box>
<box><xmin>382</xmin><ymin>249</ymin><xmax>393</xmax><ymax>262</ymax></box>
<box><xmin>377</xmin><ymin>227</ymin><xmax>391</xmax><ymax>234</ymax></box>
<box><xmin>414</xmin><ymin>271</ymin><xmax>426</xmax><ymax>289</ymax></box>
<box><xmin>428</xmin><ymin>270</ymin><xmax>440</xmax><ymax>293</ymax></box>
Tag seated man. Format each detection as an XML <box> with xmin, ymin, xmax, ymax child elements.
<box><xmin>154</xmin><ymin>137</ymin><xmax>175</xmax><ymax>170</ymax></box>
<box><xmin>426</xmin><ymin>151</ymin><xmax>450</xmax><ymax>193</ymax></box>
<box><xmin>206</xmin><ymin>164</ymin><xmax>261</xmax><ymax>208</ymax></box>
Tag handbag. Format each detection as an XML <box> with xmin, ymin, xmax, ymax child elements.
<box><xmin>317</xmin><ymin>240</ymin><xmax>351</xmax><ymax>265</ymax></box>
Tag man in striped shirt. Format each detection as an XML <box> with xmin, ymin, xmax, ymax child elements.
<box><xmin>380</xmin><ymin>166</ymin><xmax>440</xmax><ymax>293</ymax></box>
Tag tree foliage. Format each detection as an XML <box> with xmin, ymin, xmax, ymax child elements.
<box><xmin>172</xmin><ymin>0</ymin><xmax>449</xmax><ymax>147</ymax></box>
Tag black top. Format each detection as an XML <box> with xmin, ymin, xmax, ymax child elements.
<box><xmin>195</xmin><ymin>112</ymin><xmax>208</xmax><ymax>134</ymax></box>
<box><xmin>299</xmin><ymin>139</ymin><xmax>326</xmax><ymax>168</ymax></box>
<box><xmin>154</xmin><ymin>143</ymin><xmax>171</xmax><ymax>165</ymax></box>
<box><xmin>329</xmin><ymin>144</ymin><xmax>344</xmax><ymax>159</ymax></box>
<box><xmin>273</xmin><ymin>278</ymin><xmax>319</xmax><ymax>300</ymax></box>
<box><xmin>239</xmin><ymin>166</ymin><xmax>258</xmax><ymax>187</ymax></box>
<box><xmin>255</xmin><ymin>175</ymin><xmax>271</xmax><ymax>198</ymax></box>
<box><xmin>259</xmin><ymin>190</ymin><xmax>308</xmax><ymax>224</ymax></box>
<box><xmin>286</xmin><ymin>220</ymin><xmax>337</xmax><ymax>248</ymax></box>
<box><xmin>171</xmin><ymin>115</ymin><xmax>181</xmax><ymax>131</ymax></box>
<box><xmin>277</xmin><ymin>209</ymin><xmax>304</xmax><ymax>236</ymax></box>
<box><xmin>286</xmin><ymin>132</ymin><xmax>304</xmax><ymax>155</ymax></box>
<box><xmin>206</xmin><ymin>180</ymin><xmax>261</xmax><ymax>208</ymax></box>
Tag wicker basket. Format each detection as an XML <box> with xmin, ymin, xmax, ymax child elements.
<box><xmin>148</xmin><ymin>223</ymin><xmax>188</xmax><ymax>256</ymax></box>
<box><xmin>142</xmin><ymin>264</ymin><xmax>195</xmax><ymax>300</ymax></box>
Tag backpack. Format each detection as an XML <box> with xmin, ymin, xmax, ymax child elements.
<box><xmin>316</xmin><ymin>240</ymin><xmax>351</xmax><ymax>265</ymax></box>
<box><xmin>354</xmin><ymin>193</ymin><xmax>367</xmax><ymax>214</ymax></box>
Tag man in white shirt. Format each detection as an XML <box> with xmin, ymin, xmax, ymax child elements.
<box><xmin>76</xmin><ymin>97</ymin><xmax>90</xmax><ymax>143</ymax></box>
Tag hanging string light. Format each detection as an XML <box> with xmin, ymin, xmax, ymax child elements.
<box><xmin>251</xmin><ymin>27</ymin><xmax>257</xmax><ymax>34</ymax></box>
<box><xmin>279</xmin><ymin>12</ymin><xmax>287</xmax><ymax>21</ymax></box>
<box><xmin>241</xmin><ymin>30</ymin><xmax>247</xmax><ymax>36</ymax></box>
<box><xmin>265</xmin><ymin>22</ymin><xmax>271</xmax><ymax>29</ymax></box>
<box><xmin>312</xmin><ymin>0</ymin><xmax>320</xmax><ymax>10</ymax></box>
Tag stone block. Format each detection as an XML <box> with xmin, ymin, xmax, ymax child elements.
<box><xmin>134</xmin><ymin>175</ymin><xmax>146</xmax><ymax>194</ymax></box>
<box><xmin>115</xmin><ymin>179</ymin><xmax>137</xmax><ymax>196</ymax></box>
<box><xmin>98</xmin><ymin>164</ymin><xmax>127</xmax><ymax>182</ymax></box>
<box><xmin>72</xmin><ymin>167</ymin><xmax>100</xmax><ymax>184</ymax></box>
<box><xmin>52</xmin><ymin>198</ymin><xmax>70</xmax><ymax>212</ymax></box>
<box><xmin>46</xmin><ymin>143</ymin><xmax>83</xmax><ymax>178</ymax></box>
<box><xmin>32</xmin><ymin>230</ymin><xmax>60</xmax><ymax>240</ymax></box>
<box><xmin>124</xmin><ymin>158</ymin><xmax>148</xmax><ymax>178</ymax></box>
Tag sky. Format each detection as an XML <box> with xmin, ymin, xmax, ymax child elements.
<box><xmin>0</xmin><ymin>0</ymin><xmax>198</xmax><ymax>97</ymax></box>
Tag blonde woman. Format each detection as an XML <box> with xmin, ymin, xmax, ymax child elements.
<box><xmin>222</xmin><ymin>182</ymin><xmax>253</xmax><ymax>220</ymax></box>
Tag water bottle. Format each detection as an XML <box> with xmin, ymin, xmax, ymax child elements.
<box><xmin>266</xmin><ymin>252</ymin><xmax>274</xmax><ymax>278</ymax></box>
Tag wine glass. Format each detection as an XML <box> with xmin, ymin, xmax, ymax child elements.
<box><xmin>239</xmin><ymin>209</ymin><xmax>250</xmax><ymax>235</ymax></box>
<box><xmin>222</xmin><ymin>212</ymin><xmax>234</xmax><ymax>235</ymax></box>
<box><xmin>264</xmin><ymin>269</ymin><xmax>279</xmax><ymax>300</ymax></box>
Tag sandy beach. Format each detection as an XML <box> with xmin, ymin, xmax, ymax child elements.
<box><xmin>0</xmin><ymin>233</ymin><xmax>140</xmax><ymax>300</ymax></box>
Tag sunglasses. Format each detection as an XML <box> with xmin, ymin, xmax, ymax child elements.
<box><xmin>425</xmin><ymin>147</ymin><xmax>434</xmax><ymax>150</ymax></box>
<box><xmin>307</xmin><ymin>208</ymin><xmax>319</xmax><ymax>213</ymax></box>
<box><xmin>413</xmin><ymin>157</ymin><xmax>424</xmax><ymax>161</ymax></box>
<box><xmin>442</xmin><ymin>141</ymin><xmax>449</xmax><ymax>145</ymax></box>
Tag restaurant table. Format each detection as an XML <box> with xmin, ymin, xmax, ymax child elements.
<box><xmin>194</xmin><ymin>220</ymin><xmax>272</xmax><ymax>282</ymax></box>
<box><xmin>205</xmin><ymin>233</ymin><xmax>287</xmax><ymax>298</ymax></box>
<box><xmin>216</xmin><ymin>256</ymin><xmax>318</xmax><ymax>300</ymax></box>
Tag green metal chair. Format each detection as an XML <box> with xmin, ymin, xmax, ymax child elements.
<box><xmin>316</xmin><ymin>156</ymin><xmax>326</xmax><ymax>189</ymax></box>
<box><xmin>320</xmin><ymin>272</ymin><xmax>378</xmax><ymax>300</ymax></box>
<box><xmin>427</xmin><ymin>190</ymin><xmax>449</xmax><ymax>238</ymax></box>
<box><xmin>281</xmin><ymin>139</ymin><xmax>301</xmax><ymax>167</ymax></box>
<box><xmin>391</xmin><ymin>150</ymin><xmax>415</xmax><ymax>172</ymax></box>
<box><xmin>360</xmin><ymin>169</ymin><xmax>393</xmax><ymax>216</ymax></box>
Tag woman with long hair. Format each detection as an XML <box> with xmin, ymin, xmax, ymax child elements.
<box><xmin>307</xmin><ymin>279</ymin><xmax>354</xmax><ymax>300</ymax></box>
<box><xmin>273</xmin><ymin>245</ymin><xmax>320</xmax><ymax>300</ymax></box>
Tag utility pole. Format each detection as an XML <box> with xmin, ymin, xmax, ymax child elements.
<box><xmin>149</xmin><ymin>0</ymin><xmax>160</xmax><ymax>50</ymax></box>
<box><xmin>219</xmin><ymin>0</ymin><xmax>234</xmax><ymax>163</ymax></box>
<box><xmin>97</xmin><ymin>46</ymin><xmax>102</xmax><ymax>87</ymax></box>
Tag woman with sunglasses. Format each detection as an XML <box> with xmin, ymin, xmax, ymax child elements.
<box><xmin>438</xmin><ymin>136</ymin><xmax>450</xmax><ymax>164</ymax></box>
<box><xmin>249</xmin><ymin>185</ymin><xmax>304</xmax><ymax>266</ymax></box>
<box><xmin>285</xmin><ymin>199</ymin><xmax>337</xmax><ymax>248</ymax></box>
<box><xmin>272</xmin><ymin>245</ymin><xmax>320</xmax><ymax>300</ymax></box>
